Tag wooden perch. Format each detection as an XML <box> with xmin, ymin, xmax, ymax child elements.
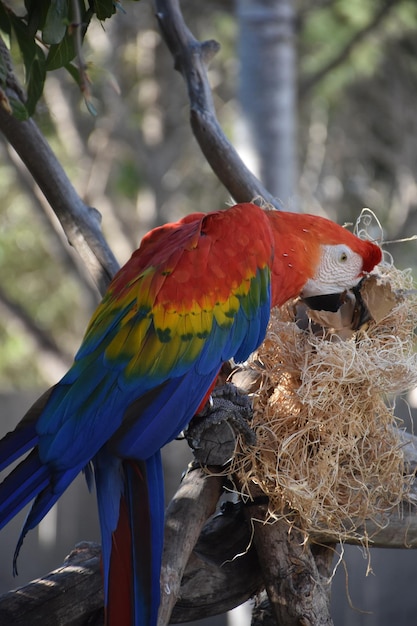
<box><xmin>244</xmin><ymin>496</ymin><xmax>334</xmax><ymax>626</ymax></box>
<box><xmin>159</xmin><ymin>468</ymin><xmax>223</xmax><ymax>625</ymax></box>
<box><xmin>0</xmin><ymin>542</ymin><xmax>104</xmax><ymax>626</ymax></box>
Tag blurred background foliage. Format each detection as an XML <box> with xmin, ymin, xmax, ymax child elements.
<box><xmin>1</xmin><ymin>0</ymin><xmax>417</xmax><ymax>388</ymax></box>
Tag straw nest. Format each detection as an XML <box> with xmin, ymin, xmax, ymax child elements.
<box><xmin>230</xmin><ymin>263</ymin><xmax>417</xmax><ymax>541</ymax></box>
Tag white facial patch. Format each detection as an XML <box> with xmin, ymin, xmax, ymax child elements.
<box><xmin>301</xmin><ymin>244</ymin><xmax>363</xmax><ymax>297</ymax></box>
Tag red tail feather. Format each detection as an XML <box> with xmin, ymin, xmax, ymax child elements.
<box><xmin>106</xmin><ymin>496</ymin><xmax>133</xmax><ymax>625</ymax></box>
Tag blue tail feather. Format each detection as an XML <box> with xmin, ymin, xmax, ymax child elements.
<box><xmin>12</xmin><ymin>466</ymin><xmax>79</xmax><ymax>575</ymax></box>
<box><xmin>0</xmin><ymin>450</ymin><xmax>49</xmax><ymax>529</ymax></box>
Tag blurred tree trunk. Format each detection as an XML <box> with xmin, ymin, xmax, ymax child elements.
<box><xmin>236</xmin><ymin>0</ymin><xmax>298</xmax><ymax>210</ymax></box>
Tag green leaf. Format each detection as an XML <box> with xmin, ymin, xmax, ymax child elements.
<box><xmin>26</xmin><ymin>45</ymin><xmax>46</xmax><ymax>115</ymax></box>
<box><xmin>46</xmin><ymin>6</ymin><xmax>93</xmax><ymax>71</ymax></box>
<box><xmin>93</xmin><ymin>0</ymin><xmax>116</xmax><ymax>21</ymax></box>
<box><xmin>46</xmin><ymin>30</ymin><xmax>76</xmax><ymax>70</ymax></box>
<box><xmin>43</xmin><ymin>0</ymin><xmax>69</xmax><ymax>45</ymax></box>
<box><xmin>10</xmin><ymin>15</ymin><xmax>37</xmax><ymax>79</ymax></box>
<box><xmin>24</xmin><ymin>0</ymin><xmax>49</xmax><ymax>38</ymax></box>
<box><xmin>9</xmin><ymin>96</ymin><xmax>29</xmax><ymax>120</ymax></box>
<box><xmin>8</xmin><ymin>13</ymin><xmax>46</xmax><ymax>115</ymax></box>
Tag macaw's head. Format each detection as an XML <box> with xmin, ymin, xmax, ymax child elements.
<box><xmin>300</xmin><ymin>230</ymin><xmax>382</xmax><ymax>299</ymax></box>
<box><xmin>266</xmin><ymin>210</ymin><xmax>382</xmax><ymax>308</ymax></box>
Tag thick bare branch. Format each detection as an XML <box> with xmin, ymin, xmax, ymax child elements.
<box><xmin>159</xmin><ymin>468</ymin><xmax>223</xmax><ymax>625</ymax></box>
<box><xmin>154</xmin><ymin>0</ymin><xmax>283</xmax><ymax>209</ymax></box>
<box><xmin>0</xmin><ymin>543</ymin><xmax>104</xmax><ymax>626</ymax></box>
<box><xmin>246</xmin><ymin>500</ymin><xmax>334</xmax><ymax>626</ymax></box>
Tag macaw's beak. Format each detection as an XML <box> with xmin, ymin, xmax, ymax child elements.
<box><xmin>301</xmin><ymin>279</ymin><xmax>372</xmax><ymax>330</ymax></box>
<box><xmin>301</xmin><ymin>292</ymin><xmax>347</xmax><ymax>313</ymax></box>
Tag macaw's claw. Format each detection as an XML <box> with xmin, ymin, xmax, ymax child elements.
<box><xmin>186</xmin><ymin>384</ymin><xmax>255</xmax><ymax>466</ymax></box>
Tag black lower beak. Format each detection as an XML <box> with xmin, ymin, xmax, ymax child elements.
<box><xmin>301</xmin><ymin>292</ymin><xmax>347</xmax><ymax>313</ymax></box>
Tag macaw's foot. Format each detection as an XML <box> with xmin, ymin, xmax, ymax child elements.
<box><xmin>186</xmin><ymin>384</ymin><xmax>255</xmax><ymax>466</ymax></box>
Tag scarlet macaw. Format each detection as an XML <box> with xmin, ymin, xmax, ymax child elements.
<box><xmin>0</xmin><ymin>203</ymin><xmax>381</xmax><ymax>625</ymax></box>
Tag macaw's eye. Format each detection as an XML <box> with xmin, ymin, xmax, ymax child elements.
<box><xmin>340</xmin><ymin>251</ymin><xmax>348</xmax><ymax>262</ymax></box>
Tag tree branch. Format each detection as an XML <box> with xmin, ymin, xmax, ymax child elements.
<box><xmin>245</xmin><ymin>497</ymin><xmax>333</xmax><ymax>626</ymax></box>
<box><xmin>158</xmin><ymin>468</ymin><xmax>223</xmax><ymax>625</ymax></box>
<box><xmin>154</xmin><ymin>0</ymin><xmax>283</xmax><ymax>209</ymax></box>
<box><xmin>0</xmin><ymin>542</ymin><xmax>104</xmax><ymax>626</ymax></box>
<box><xmin>0</xmin><ymin>37</ymin><xmax>119</xmax><ymax>295</ymax></box>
